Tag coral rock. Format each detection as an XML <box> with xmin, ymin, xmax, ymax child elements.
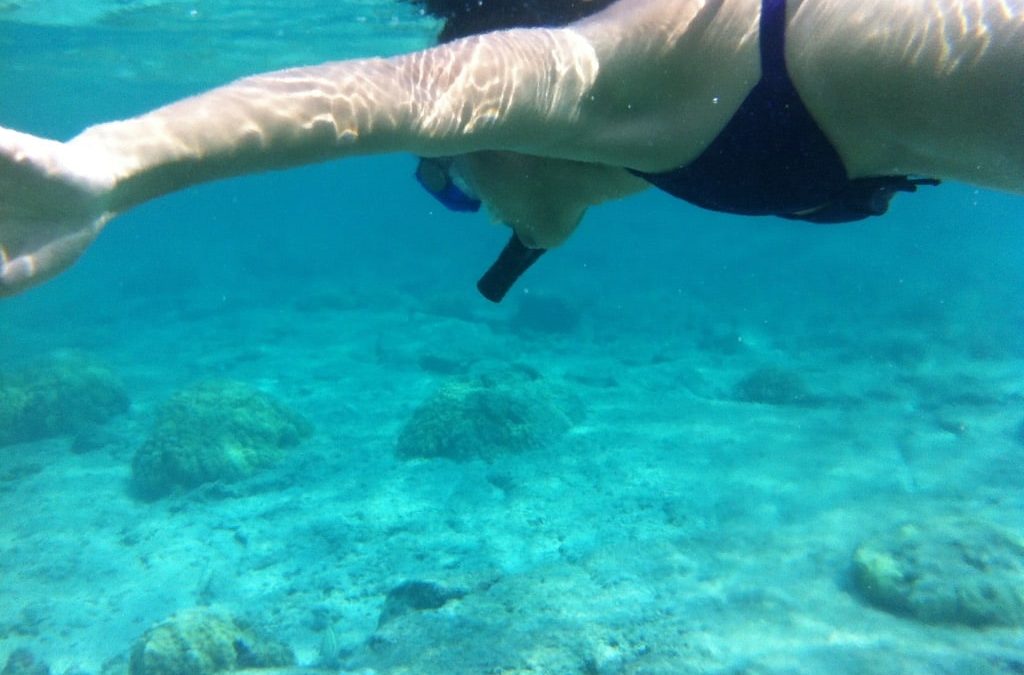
<box><xmin>851</xmin><ymin>518</ymin><xmax>1024</xmax><ymax>627</ymax></box>
<box><xmin>127</xmin><ymin>608</ymin><xmax>294</xmax><ymax>675</ymax></box>
<box><xmin>131</xmin><ymin>381</ymin><xmax>311</xmax><ymax>499</ymax></box>
<box><xmin>0</xmin><ymin>351</ymin><xmax>129</xmax><ymax>447</ymax></box>
<box><xmin>396</xmin><ymin>371</ymin><xmax>582</xmax><ymax>461</ymax></box>
<box><xmin>1</xmin><ymin>648</ymin><xmax>49</xmax><ymax>675</ymax></box>
<box><xmin>733</xmin><ymin>366</ymin><xmax>819</xmax><ymax>406</ymax></box>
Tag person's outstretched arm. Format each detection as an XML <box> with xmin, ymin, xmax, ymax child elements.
<box><xmin>0</xmin><ymin>0</ymin><xmax>741</xmax><ymax>297</ymax></box>
<box><xmin>0</xmin><ymin>26</ymin><xmax>609</xmax><ymax>296</ymax></box>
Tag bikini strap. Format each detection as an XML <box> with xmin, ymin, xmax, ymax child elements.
<box><xmin>759</xmin><ymin>0</ymin><xmax>789</xmax><ymax>89</ymax></box>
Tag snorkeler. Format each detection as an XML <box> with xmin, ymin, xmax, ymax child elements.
<box><xmin>0</xmin><ymin>0</ymin><xmax>1021</xmax><ymax>300</ymax></box>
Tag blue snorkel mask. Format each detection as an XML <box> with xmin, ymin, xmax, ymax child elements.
<box><xmin>414</xmin><ymin>157</ymin><xmax>482</xmax><ymax>213</ymax></box>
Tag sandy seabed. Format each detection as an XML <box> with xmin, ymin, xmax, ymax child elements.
<box><xmin>0</xmin><ymin>275</ymin><xmax>1022</xmax><ymax>674</ymax></box>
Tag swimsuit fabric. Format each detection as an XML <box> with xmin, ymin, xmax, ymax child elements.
<box><xmin>630</xmin><ymin>0</ymin><xmax>935</xmax><ymax>223</ymax></box>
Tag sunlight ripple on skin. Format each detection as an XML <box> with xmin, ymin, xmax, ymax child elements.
<box><xmin>939</xmin><ymin>0</ymin><xmax>991</xmax><ymax>72</ymax></box>
<box><xmin>807</xmin><ymin>0</ymin><xmax>1006</xmax><ymax>71</ymax></box>
<box><xmin>407</xmin><ymin>30</ymin><xmax>599</xmax><ymax>140</ymax></box>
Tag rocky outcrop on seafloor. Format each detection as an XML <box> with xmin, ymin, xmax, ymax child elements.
<box><xmin>131</xmin><ymin>380</ymin><xmax>311</xmax><ymax>499</ymax></box>
<box><xmin>851</xmin><ymin>518</ymin><xmax>1024</xmax><ymax>627</ymax></box>
<box><xmin>396</xmin><ymin>369</ymin><xmax>583</xmax><ymax>461</ymax></box>
<box><xmin>97</xmin><ymin>608</ymin><xmax>294</xmax><ymax>675</ymax></box>
<box><xmin>732</xmin><ymin>365</ymin><xmax>822</xmax><ymax>406</ymax></box>
<box><xmin>0</xmin><ymin>351</ymin><xmax>129</xmax><ymax>448</ymax></box>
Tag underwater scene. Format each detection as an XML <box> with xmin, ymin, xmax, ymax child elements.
<box><xmin>1</xmin><ymin>1</ymin><xmax>1023</xmax><ymax>673</ymax></box>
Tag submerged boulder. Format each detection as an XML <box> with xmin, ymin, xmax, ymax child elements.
<box><xmin>1</xmin><ymin>648</ymin><xmax>50</xmax><ymax>675</ymax></box>
<box><xmin>851</xmin><ymin>518</ymin><xmax>1024</xmax><ymax>627</ymax></box>
<box><xmin>131</xmin><ymin>380</ymin><xmax>312</xmax><ymax>499</ymax></box>
<box><xmin>0</xmin><ymin>351</ymin><xmax>129</xmax><ymax>447</ymax></box>
<box><xmin>396</xmin><ymin>370</ymin><xmax>583</xmax><ymax>461</ymax></box>
<box><xmin>732</xmin><ymin>365</ymin><xmax>820</xmax><ymax>406</ymax></box>
<box><xmin>126</xmin><ymin>608</ymin><xmax>294</xmax><ymax>675</ymax></box>
<box><xmin>378</xmin><ymin>580</ymin><xmax>467</xmax><ymax>626</ymax></box>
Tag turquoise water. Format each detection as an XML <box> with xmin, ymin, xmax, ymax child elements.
<box><xmin>1</xmin><ymin>2</ymin><xmax>1023</xmax><ymax>672</ymax></box>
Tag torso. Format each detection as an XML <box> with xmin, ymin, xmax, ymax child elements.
<box><xmin>436</xmin><ymin>0</ymin><xmax>1023</xmax><ymax>243</ymax></box>
<box><xmin>574</xmin><ymin>0</ymin><xmax>1022</xmax><ymax>190</ymax></box>
<box><xmin>787</xmin><ymin>0</ymin><xmax>1024</xmax><ymax>191</ymax></box>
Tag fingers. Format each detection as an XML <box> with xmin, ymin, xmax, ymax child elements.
<box><xmin>0</xmin><ymin>126</ymin><xmax>112</xmax><ymax>214</ymax></box>
<box><xmin>0</xmin><ymin>126</ymin><xmax>64</xmax><ymax>179</ymax></box>
<box><xmin>0</xmin><ymin>127</ymin><xmax>116</xmax><ymax>296</ymax></box>
<box><xmin>0</xmin><ymin>213</ymin><xmax>110</xmax><ymax>297</ymax></box>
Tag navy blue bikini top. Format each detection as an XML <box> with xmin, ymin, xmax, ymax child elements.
<box><xmin>630</xmin><ymin>0</ymin><xmax>937</xmax><ymax>223</ymax></box>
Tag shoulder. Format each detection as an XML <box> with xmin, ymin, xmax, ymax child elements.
<box><xmin>562</xmin><ymin>0</ymin><xmax>762</xmax><ymax>170</ymax></box>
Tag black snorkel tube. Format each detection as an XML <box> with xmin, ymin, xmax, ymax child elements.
<box><xmin>415</xmin><ymin>157</ymin><xmax>546</xmax><ymax>303</ymax></box>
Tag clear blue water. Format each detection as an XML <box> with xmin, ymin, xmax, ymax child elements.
<box><xmin>1</xmin><ymin>3</ymin><xmax>1022</xmax><ymax>673</ymax></box>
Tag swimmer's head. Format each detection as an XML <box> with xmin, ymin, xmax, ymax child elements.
<box><xmin>406</xmin><ymin>0</ymin><xmax>618</xmax><ymax>42</ymax></box>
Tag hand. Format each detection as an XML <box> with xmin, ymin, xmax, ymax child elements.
<box><xmin>0</xmin><ymin>126</ymin><xmax>115</xmax><ymax>296</ymax></box>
